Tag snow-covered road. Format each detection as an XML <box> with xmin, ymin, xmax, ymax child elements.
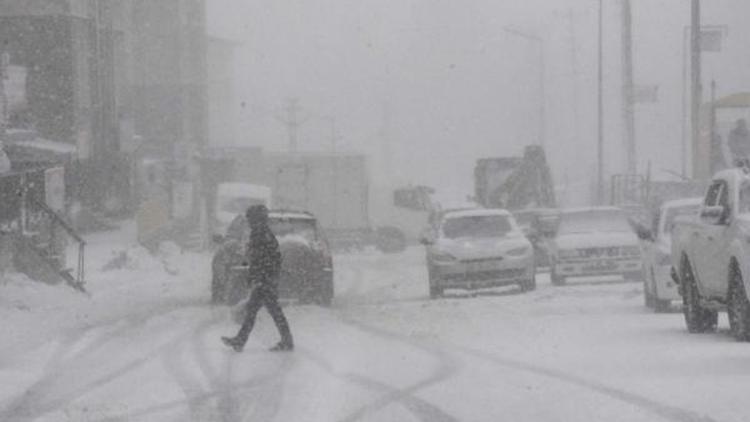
<box><xmin>1</xmin><ymin>226</ymin><xmax>749</xmax><ymax>421</ymax></box>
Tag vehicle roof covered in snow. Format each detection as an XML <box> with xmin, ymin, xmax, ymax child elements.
<box><xmin>442</xmin><ymin>208</ymin><xmax>511</xmax><ymax>219</ymax></box>
<box><xmin>269</xmin><ymin>210</ymin><xmax>316</xmax><ymax>220</ymax></box>
<box><xmin>561</xmin><ymin>206</ymin><xmax>624</xmax><ymax>215</ymax></box>
<box><xmin>661</xmin><ymin>197</ymin><xmax>703</xmax><ymax>209</ymax></box>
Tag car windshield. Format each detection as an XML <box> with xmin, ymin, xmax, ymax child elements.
<box><xmin>558</xmin><ymin>210</ymin><xmax>631</xmax><ymax>234</ymax></box>
<box><xmin>442</xmin><ymin>214</ymin><xmax>513</xmax><ymax>239</ymax></box>
<box><xmin>269</xmin><ymin>217</ymin><xmax>318</xmax><ymax>242</ymax></box>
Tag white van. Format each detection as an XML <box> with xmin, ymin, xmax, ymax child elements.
<box><xmin>215</xmin><ymin>183</ymin><xmax>272</xmax><ymax>234</ymax></box>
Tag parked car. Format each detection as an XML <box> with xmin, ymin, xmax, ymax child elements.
<box><xmin>549</xmin><ymin>207</ymin><xmax>642</xmax><ymax>285</ymax></box>
<box><xmin>671</xmin><ymin>168</ymin><xmax>750</xmax><ymax>340</ymax></box>
<box><xmin>211</xmin><ymin>210</ymin><xmax>334</xmax><ymax>306</ymax></box>
<box><xmin>421</xmin><ymin>208</ymin><xmax>535</xmax><ymax>298</ymax></box>
<box><xmin>637</xmin><ymin>198</ymin><xmax>702</xmax><ymax>312</ymax></box>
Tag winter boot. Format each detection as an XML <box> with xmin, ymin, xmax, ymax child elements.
<box><xmin>221</xmin><ymin>336</ymin><xmax>245</xmax><ymax>352</ymax></box>
<box><xmin>269</xmin><ymin>341</ymin><xmax>294</xmax><ymax>352</ymax></box>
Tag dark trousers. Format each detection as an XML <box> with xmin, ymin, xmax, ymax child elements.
<box><xmin>236</xmin><ymin>283</ymin><xmax>293</xmax><ymax>346</ymax></box>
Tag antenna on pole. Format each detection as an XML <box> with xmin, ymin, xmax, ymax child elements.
<box><xmin>276</xmin><ymin>98</ymin><xmax>308</xmax><ymax>153</ymax></box>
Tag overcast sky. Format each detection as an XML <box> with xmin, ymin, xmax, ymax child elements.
<box><xmin>207</xmin><ymin>0</ymin><xmax>750</xmax><ymax>206</ymax></box>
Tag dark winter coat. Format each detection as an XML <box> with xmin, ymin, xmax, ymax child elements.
<box><xmin>246</xmin><ymin>224</ymin><xmax>282</xmax><ymax>286</ymax></box>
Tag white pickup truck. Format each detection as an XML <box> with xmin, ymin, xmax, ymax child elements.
<box><xmin>671</xmin><ymin>168</ymin><xmax>750</xmax><ymax>340</ymax></box>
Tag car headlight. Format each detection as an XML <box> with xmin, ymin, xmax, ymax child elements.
<box><xmin>506</xmin><ymin>246</ymin><xmax>530</xmax><ymax>257</ymax></box>
<box><xmin>558</xmin><ymin>249</ymin><xmax>579</xmax><ymax>260</ymax></box>
<box><xmin>431</xmin><ymin>251</ymin><xmax>458</xmax><ymax>263</ymax></box>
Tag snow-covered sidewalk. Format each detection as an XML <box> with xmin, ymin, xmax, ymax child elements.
<box><xmin>0</xmin><ymin>221</ymin><xmax>211</xmax><ymax>362</ymax></box>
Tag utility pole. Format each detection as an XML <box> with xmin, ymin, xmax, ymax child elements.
<box><xmin>276</xmin><ymin>98</ymin><xmax>306</xmax><ymax>153</ymax></box>
<box><xmin>0</xmin><ymin>40</ymin><xmax>9</xmax><ymax>142</ymax></box>
<box><xmin>621</xmin><ymin>0</ymin><xmax>636</xmax><ymax>174</ymax></box>
<box><xmin>690</xmin><ymin>0</ymin><xmax>702</xmax><ymax>179</ymax></box>
<box><xmin>597</xmin><ymin>0</ymin><xmax>605</xmax><ymax>204</ymax></box>
<box><xmin>567</xmin><ymin>9</ymin><xmax>581</xmax><ymax>145</ymax></box>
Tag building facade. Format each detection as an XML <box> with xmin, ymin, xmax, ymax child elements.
<box><xmin>0</xmin><ymin>0</ymin><xmax>208</xmax><ymax>214</ymax></box>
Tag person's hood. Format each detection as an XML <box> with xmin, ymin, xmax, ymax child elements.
<box><xmin>554</xmin><ymin>231</ymin><xmax>638</xmax><ymax>250</ymax></box>
<box><xmin>434</xmin><ymin>234</ymin><xmax>531</xmax><ymax>260</ymax></box>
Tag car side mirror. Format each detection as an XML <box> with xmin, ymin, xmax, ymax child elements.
<box><xmin>419</xmin><ymin>230</ymin><xmax>436</xmax><ymax>245</ymax></box>
<box><xmin>700</xmin><ymin>205</ymin><xmax>728</xmax><ymax>225</ymax></box>
<box><xmin>635</xmin><ymin>225</ymin><xmax>654</xmax><ymax>242</ymax></box>
<box><xmin>212</xmin><ymin>234</ymin><xmax>225</xmax><ymax>244</ymax></box>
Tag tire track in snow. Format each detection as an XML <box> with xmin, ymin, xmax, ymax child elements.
<box><xmin>161</xmin><ymin>317</ymin><xmax>222</xmax><ymax>422</ymax></box>
<box><xmin>298</xmin><ymin>348</ymin><xmax>458</xmax><ymax>422</ymax></box>
<box><xmin>0</xmin><ymin>306</ymin><xmax>212</xmax><ymax>421</ymax></box>
<box><xmin>237</xmin><ymin>354</ymin><xmax>295</xmax><ymax>422</ymax></box>
<box><xmin>186</xmin><ymin>317</ymin><xmax>295</xmax><ymax>422</ymax></box>
<box><xmin>455</xmin><ymin>345</ymin><xmax>716</xmax><ymax>422</ymax></box>
<box><xmin>330</xmin><ymin>315</ymin><xmax>461</xmax><ymax>422</ymax></box>
<box><xmin>340</xmin><ymin>313</ymin><xmax>717</xmax><ymax>422</ymax></box>
<box><xmin>93</xmin><ymin>370</ymin><xmax>283</xmax><ymax>421</ymax></box>
<box><xmin>191</xmin><ymin>320</ymin><xmax>240</xmax><ymax>422</ymax></box>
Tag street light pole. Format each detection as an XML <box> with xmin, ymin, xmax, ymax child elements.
<box><xmin>503</xmin><ymin>26</ymin><xmax>545</xmax><ymax>147</ymax></box>
<box><xmin>621</xmin><ymin>0</ymin><xmax>636</xmax><ymax>175</ymax></box>
<box><xmin>597</xmin><ymin>0</ymin><xmax>604</xmax><ymax>204</ymax></box>
<box><xmin>690</xmin><ymin>0</ymin><xmax>701</xmax><ymax>179</ymax></box>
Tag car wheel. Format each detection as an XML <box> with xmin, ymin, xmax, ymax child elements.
<box><xmin>429</xmin><ymin>284</ymin><xmax>444</xmax><ymax>299</ymax></box>
<box><xmin>643</xmin><ymin>282</ymin><xmax>654</xmax><ymax>309</ymax></box>
<box><xmin>520</xmin><ymin>267</ymin><xmax>537</xmax><ymax>292</ymax></box>
<box><xmin>728</xmin><ymin>265</ymin><xmax>750</xmax><ymax>342</ymax></box>
<box><xmin>550</xmin><ymin>267</ymin><xmax>565</xmax><ymax>286</ymax></box>
<box><xmin>643</xmin><ymin>268</ymin><xmax>655</xmax><ymax>309</ymax></box>
<box><xmin>519</xmin><ymin>278</ymin><xmax>536</xmax><ymax>292</ymax></box>
<box><xmin>315</xmin><ymin>276</ymin><xmax>334</xmax><ymax>307</ymax></box>
<box><xmin>428</xmin><ymin>266</ymin><xmax>443</xmax><ymax>299</ymax></box>
<box><xmin>681</xmin><ymin>259</ymin><xmax>717</xmax><ymax>333</ymax></box>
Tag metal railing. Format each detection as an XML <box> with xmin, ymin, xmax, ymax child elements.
<box><xmin>26</xmin><ymin>194</ymin><xmax>86</xmax><ymax>290</ymax></box>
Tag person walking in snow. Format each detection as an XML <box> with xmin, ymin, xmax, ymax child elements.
<box><xmin>222</xmin><ymin>205</ymin><xmax>294</xmax><ymax>352</ymax></box>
